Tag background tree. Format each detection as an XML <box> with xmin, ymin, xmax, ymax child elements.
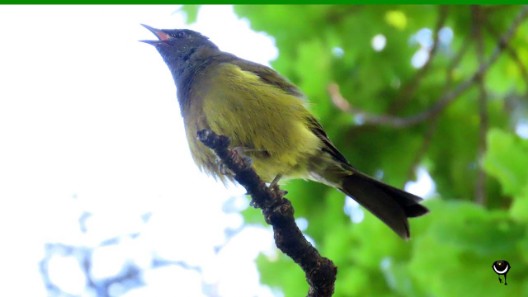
<box><xmin>183</xmin><ymin>5</ymin><xmax>528</xmax><ymax>296</ymax></box>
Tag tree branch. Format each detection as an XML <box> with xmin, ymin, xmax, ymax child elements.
<box><xmin>329</xmin><ymin>5</ymin><xmax>528</xmax><ymax>129</ymax></box>
<box><xmin>445</xmin><ymin>34</ymin><xmax>471</xmax><ymax>87</ymax></box>
<box><xmin>484</xmin><ymin>21</ymin><xmax>528</xmax><ymax>89</ymax></box>
<box><xmin>406</xmin><ymin>120</ymin><xmax>438</xmax><ymax>181</ymax></box>
<box><xmin>198</xmin><ymin>129</ymin><xmax>337</xmax><ymax>297</ymax></box>
<box><xmin>390</xmin><ymin>5</ymin><xmax>450</xmax><ymax>112</ymax></box>
<box><xmin>472</xmin><ymin>5</ymin><xmax>488</xmax><ymax>205</ymax></box>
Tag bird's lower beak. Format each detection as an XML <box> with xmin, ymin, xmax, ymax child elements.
<box><xmin>140</xmin><ymin>24</ymin><xmax>171</xmax><ymax>44</ymax></box>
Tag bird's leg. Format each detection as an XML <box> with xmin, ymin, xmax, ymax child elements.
<box><xmin>248</xmin><ymin>174</ymin><xmax>286</xmax><ymax>208</ymax></box>
<box><xmin>270</xmin><ymin>174</ymin><xmax>288</xmax><ymax>196</ymax></box>
<box><xmin>231</xmin><ymin>146</ymin><xmax>255</xmax><ymax>167</ymax></box>
<box><xmin>270</xmin><ymin>174</ymin><xmax>282</xmax><ymax>188</ymax></box>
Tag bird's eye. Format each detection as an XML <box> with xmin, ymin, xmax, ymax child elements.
<box><xmin>174</xmin><ymin>31</ymin><xmax>186</xmax><ymax>38</ymax></box>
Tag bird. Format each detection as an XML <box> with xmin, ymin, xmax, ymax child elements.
<box><xmin>141</xmin><ymin>25</ymin><xmax>429</xmax><ymax>239</ymax></box>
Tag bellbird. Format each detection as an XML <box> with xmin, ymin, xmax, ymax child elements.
<box><xmin>141</xmin><ymin>25</ymin><xmax>428</xmax><ymax>239</ymax></box>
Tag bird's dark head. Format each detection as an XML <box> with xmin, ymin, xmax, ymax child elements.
<box><xmin>141</xmin><ymin>24</ymin><xmax>218</xmax><ymax>75</ymax></box>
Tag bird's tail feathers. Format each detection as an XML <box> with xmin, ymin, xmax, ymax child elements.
<box><xmin>339</xmin><ymin>172</ymin><xmax>428</xmax><ymax>239</ymax></box>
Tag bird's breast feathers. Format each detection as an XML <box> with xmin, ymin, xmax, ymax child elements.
<box><xmin>184</xmin><ymin>63</ymin><xmax>322</xmax><ymax>182</ymax></box>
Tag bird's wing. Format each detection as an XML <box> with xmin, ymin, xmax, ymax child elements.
<box><xmin>306</xmin><ymin>116</ymin><xmax>350</xmax><ymax>165</ymax></box>
<box><xmin>223</xmin><ymin>55</ymin><xmax>305</xmax><ymax>98</ymax></box>
<box><xmin>223</xmin><ymin>54</ymin><xmax>351</xmax><ymax>166</ymax></box>
<box><xmin>216</xmin><ymin>53</ymin><xmax>350</xmax><ymax>167</ymax></box>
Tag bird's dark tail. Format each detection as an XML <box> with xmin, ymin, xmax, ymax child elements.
<box><xmin>339</xmin><ymin>173</ymin><xmax>429</xmax><ymax>239</ymax></box>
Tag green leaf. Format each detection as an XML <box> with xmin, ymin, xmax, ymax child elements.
<box><xmin>180</xmin><ymin>5</ymin><xmax>200</xmax><ymax>24</ymax></box>
<box><xmin>257</xmin><ymin>252</ymin><xmax>306</xmax><ymax>296</ymax></box>
<box><xmin>483</xmin><ymin>129</ymin><xmax>528</xmax><ymax>196</ymax></box>
<box><xmin>510</xmin><ymin>184</ymin><xmax>528</xmax><ymax>223</ymax></box>
<box><xmin>409</xmin><ymin>200</ymin><xmax>527</xmax><ymax>297</ymax></box>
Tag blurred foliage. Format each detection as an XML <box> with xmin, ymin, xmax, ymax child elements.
<box><xmin>182</xmin><ymin>5</ymin><xmax>528</xmax><ymax>297</ymax></box>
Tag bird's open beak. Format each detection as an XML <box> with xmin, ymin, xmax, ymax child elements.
<box><xmin>140</xmin><ymin>24</ymin><xmax>171</xmax><ymax>44</ymax></box>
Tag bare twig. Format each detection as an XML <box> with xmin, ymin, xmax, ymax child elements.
<box><xmin>329</xmin><ymin>5</ymin><xmax>528</xmax><ymax>129</ymax></box>
<box><xmin>473</xmin><ymin>5</ymin><xmax>488</xmax><ymax>205</ymax></box>
<box><xmin>406</xmin><ymin>120</ymin><xmax>438</xmax><ymax>181</ymax></box>
<box><xmin>445</xmin><ymin>34</ymin><xmax>472</xmax><ymax>87</ymax></box>
<box><xmin>484</xmin><ymin>22</ymin><xmax>528</xmax><ymax>88</ymax></box>
<box><xmin>391</xmin><ymin>6</ymin><xmax>450</xmax><ymax>112</ymax></box>
<box><xmin>198</xmin><ymin>129</ymin><xmax>337</xmax><ymax>297</ymax></box>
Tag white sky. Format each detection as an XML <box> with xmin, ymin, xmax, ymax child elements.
<box><xmin>0</xmin><ymin>5</ymin><xmax>279</xmax><ymax>297</ymax></box>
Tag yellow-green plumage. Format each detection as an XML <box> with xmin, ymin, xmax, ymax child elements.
<box><xmin>185</xmin><ymin>63</ymin><xmax>322</xmax><ymax>182</ymax></box>
<box><xmin>142</xmin><ymin>25</ymin><xmax>429</xmax><ymax>239</ymax></box>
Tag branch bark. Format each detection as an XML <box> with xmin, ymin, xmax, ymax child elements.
<box><xmin>198</xmin><ymin>129</ymin><xmax>337</xmax><ymax>297</ymax></box>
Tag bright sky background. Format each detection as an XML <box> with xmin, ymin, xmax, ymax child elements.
<box><xmin>0</xmin><ymin>5</ymin><xmax>281</xmax><ymax>297</ymax></box>
<box><xmin>0</xmin><ymin>5</ymin><xmax>436</xmax><ymax>297</ymax></box>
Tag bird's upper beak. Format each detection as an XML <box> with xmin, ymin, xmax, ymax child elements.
<box><xmin>140</xmin><ymin>24</ymin><xmax>171</xmax><ymax>45</ymax></box>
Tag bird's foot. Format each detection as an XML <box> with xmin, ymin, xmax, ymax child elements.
<box><xmin>231</xmin><ymin>146</ymin><xmax>254</xmax><ymax>167</ymax></box>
